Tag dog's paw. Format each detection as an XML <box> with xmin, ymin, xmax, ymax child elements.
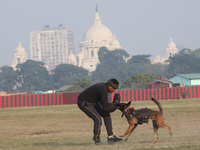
<box><xmin>154</xmin><ymin>138</ymin><xmax>159</xmax><ymax>143</ymax></box>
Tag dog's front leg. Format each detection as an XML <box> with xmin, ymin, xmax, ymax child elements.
<box><xmin>120</xmin><ymin>124</ymin><xmax>134</xmax><ymax>138</ymax></box>
<box><xmin>124</xmin><ymin>124</ymin><xmax>137</xmax><ymax>141</ymax></box>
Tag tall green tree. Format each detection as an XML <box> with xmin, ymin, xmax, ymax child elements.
<box><xmin>128</xmin><ymin>54</ymin><xmax>151</xmax><ymax>64</ymax></box>
<box><xmin>92</xmin><ymin>47</ymin><xmax>130</xmax><ymax>82</ymax></box>
<box><xmin>121</xmin><ymin>73</ymin><xmax>157</xmax><ymax>88</ymax></box>
<box><xmin>165</xmin><ymin>49</ymin><xmax>200</xmax><ymax>77</ymax></box>
<box><xmin>193</xmin><ymin>48</ymin><xmax>200</xmax><ymax>58</ymax></box>
<box><xmin>0</xmin><ymin>66</ymin><xmax>18</xmax><ymax>92</ymax></box>
<box><xmin>51</xmin><ymin>64</ymin><xmax>89</xmax><ymax>89</ymax></box>
<box><xmin>16</xmin><ymin>60</ymin><xmax>51</xmax><ymax>92</ymax></box>
<box><xmin>126</xmin><ymin>54</ymin><xmax>153</xmax><ymax>75</ymax></box>
<box><xmin>149</xmin><ymin>63</ymin><xmax>167</xmax><ymax>77</ymax></box>
<box><xmin>71</xmin><ymin>78</ymin><xmax>92</xmax><ymax>89</ymax></box>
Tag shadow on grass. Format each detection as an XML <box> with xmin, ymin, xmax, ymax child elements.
<box><xmin>34</xmin><ymin>141</ymin><xmax>128</xmax><ymax>147</ymax></box>
<box><xmin>34</xmin><ymin>142</ymin><xmax>94</xmax><ymax>146</ymax></box>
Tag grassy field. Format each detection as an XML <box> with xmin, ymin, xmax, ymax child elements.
<box><xmin>0</xmin><ymin>98</ymin><xmax>200</xmax><ymax>150</ymax></box>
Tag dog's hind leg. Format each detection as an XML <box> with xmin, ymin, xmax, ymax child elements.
<box><xmin>156</xmin><ymin>115</ymin><xmax>172</xmax><ymax>137</ymax></box>
<box><xmin>152</xmin><ymin>120</ymin><xmax>159</xmax><ymax>143</ymax></box>
<box><xmin>157</xmin><ymin>122</ymin><xmax>172</xmax><ymax>137</ymax></box>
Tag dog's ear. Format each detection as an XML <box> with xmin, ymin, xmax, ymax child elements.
<box><xmin>127</xmin><ymin>101</ymin><xmax>131</xmax><ymax>106</ymax></box>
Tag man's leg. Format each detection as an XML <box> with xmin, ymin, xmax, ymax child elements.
<box><xmin>95</xmin><ymin>103</ymin><xmax>113</xmax><ymax>136</ymax></box>
<box><xmin>77</xmin><ymin>100</ymin><xmax>102</xmax><ymax>144</ymax></box>
<box><xmin>95</xmin><ymin>102</ymin><xmax>122</xmax><ymax>143</ymax></box>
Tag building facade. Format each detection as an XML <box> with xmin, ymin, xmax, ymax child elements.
<box><xmin>76</xmin><ymin>10</ymin><xmax>122</xmax><ymax>72</ymax></box>
<box><xmin>30</xmin><ymin>24</ymin><xmax>75</xmax><ymax>70</ymax></box>
<box><xmin>152</xmin><ymin>38</ymin><xmax>178</xmax><ymax>64</ymax></box>
<box><xmin>12</xmin><ymin>42</ymin><xmax>27</xmax><ymax>70</ymax></box>
<box><xmin>169</xmin><ymin>73</ymin><xmax>200</xmax><ymax>86</ymax></box>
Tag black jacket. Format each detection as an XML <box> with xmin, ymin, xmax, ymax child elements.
<box><xmin>78</xmin><ymin>82</ymin><xmax>116</xmax><ymax>112</ymax></box>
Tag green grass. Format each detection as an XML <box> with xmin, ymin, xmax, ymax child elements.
<box><xmin>0</xmin><ymin>99</ymin><xmax>200</xmax><ymax>150</ymax></box>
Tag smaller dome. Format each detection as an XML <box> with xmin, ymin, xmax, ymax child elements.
<box><xmin>111</xmin><ymin>39</ymin><xmax>120</xmax><ymax>46</ymax></box>
<box><xmin>16</xmin><ymin>42</ymin><xmax>25</xmax><ymax>53</ymax></box>
<box><xmin>110</xmin><ymin>38</ymin><xmax>121</xmax><ymax>50</ymax></box>
<box><xmin>168</xmin><ymin>38</ymin><xmax>176</xmax><ymax>48</ymax></box>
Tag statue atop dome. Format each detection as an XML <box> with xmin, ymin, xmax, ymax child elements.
<box><xmin>96</xmin><ymin>4</ymin><xmax>98</xmax><ymax>12</ymax></box>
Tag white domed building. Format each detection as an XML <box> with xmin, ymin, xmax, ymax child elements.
<box><xmin>12</xmin><ymin>42</ymin><xmax>27</xmax><ymax>70</ymax></box>
<box><xmin>165</xmin><ymin>37</ymin><xmax>178</xmax><ymax>59</ymax></box>
<box><xmin>77</xmin><ymin>9</ymin><xmax>122</xmax><ymax>72</ymax></box>
<box><xmin>152</xmin><ymin>38</ymin><xmax>178</xmax><ymax>64</ymax></box>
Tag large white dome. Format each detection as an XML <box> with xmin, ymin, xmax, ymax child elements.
<box><xmin>83</xmin><ymin>24</ymin><xmax>113</xmax><ymax>40</ymax></box>
<box><xmin>82</xmin><ymin>12</ymin><xmax>113</xmax><ymax>41</ymax></box>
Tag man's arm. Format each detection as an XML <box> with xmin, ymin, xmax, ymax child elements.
<box><xmin>104</xmin><ymin>103</ymin><xmax>117</xmax><ymax>112</ymax></box>
<box><xmin>103</xmin><ymin>93</ymin><xmax>121</xmax><ymax>112</ymax></box>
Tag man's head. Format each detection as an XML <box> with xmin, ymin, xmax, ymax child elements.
<box><xmin>107</xmin><ymin>79</ymin><xmax>119</xmax><ymax>93</ymax></box>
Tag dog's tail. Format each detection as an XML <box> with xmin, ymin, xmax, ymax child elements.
<box><xmin>151</xmin><ymin>98</ymin><xmax>163</xmax><ymax>115</ymax></box>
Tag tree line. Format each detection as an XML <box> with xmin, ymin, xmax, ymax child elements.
<box><xmin>1</xmin><ymin>47</ymin><xmax>200</xmax><ymax>92</ymax></box>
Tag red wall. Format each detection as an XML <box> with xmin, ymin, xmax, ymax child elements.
<box><xmin>0</xmin><ymin>86</ymin><xmax>199</xmax><ymax>109</ymax></box>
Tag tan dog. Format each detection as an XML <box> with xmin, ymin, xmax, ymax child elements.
<box><xmin>116</xmin><ymin>98</ymin><xmax>172</xmax><ymax>143</ymax></box>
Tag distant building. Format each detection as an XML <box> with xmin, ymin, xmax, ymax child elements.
<box><xmin>152</xmin><ymin>38</ymin><xmax>178</xmax><ymax>64</ymax></box>
<box><xmin>12</xmin><ymin>42</ymin><xmax>27</xmax><ymax>70</ymax></box>
<box><xmin>169</xmin><ymin>73</ymin><xmax>200</xmax><ymax>86</ymax></box>
<box><xmin>30</xmin><ymin>24</ymin><xmax>75</xmax><ymax>70</ymax></box>
<box><xmin>76</xmin><ymin>8</ymin><xmax>123</xmax><ymax>72</ymax></box>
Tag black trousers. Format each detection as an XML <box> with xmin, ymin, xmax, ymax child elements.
<box><xmin>77</xmin><ymin>99</ymin><xmax>113</xmax><ymax>141</ymax></box>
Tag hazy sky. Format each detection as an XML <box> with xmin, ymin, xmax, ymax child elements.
<box><xmin>1</xmin><ymin>0</ymin><xmax>200</xmax><ymax>67</ymax></box>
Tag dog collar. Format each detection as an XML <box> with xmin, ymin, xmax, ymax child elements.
<box><xmin>124</xmin><ymin>107</ymin><xmax>130</xmax><ymax>113</ymax></box>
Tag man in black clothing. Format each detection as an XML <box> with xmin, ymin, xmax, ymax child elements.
<box><xmin>77</xmin><ymin>79</ymin><xmax>122</xmax><ymax>145</ymax></box>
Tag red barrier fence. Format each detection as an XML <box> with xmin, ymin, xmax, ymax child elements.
<box><xmin>108</xmin><ymin>86</ymin><xmax>200</xmax><ymax>102</ymax></box>
<box><xmin>0</xmin><ymin>86</ymin><xmax>199</xmax><ymax>109</ymax></box>
<box><xmin>0</xmin><ymin>93</ymin><xmax>63</xmax><ymax>108</ymax></box>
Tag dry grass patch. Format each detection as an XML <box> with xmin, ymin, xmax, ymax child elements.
<box><xmin>0</xmin><ymin>99</ymin><xmax>200</xmax><ymax>150</ymax></box>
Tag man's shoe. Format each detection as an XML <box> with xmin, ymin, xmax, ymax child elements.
<box><xmin>107</xmin><ymin>135</ymin><xmax>122</xmax><ymax>144</ymax></box>
<box><xmin>95</xmin><ymin>140</ymin><xmax>101</xmax><ymax>145</ymax></box>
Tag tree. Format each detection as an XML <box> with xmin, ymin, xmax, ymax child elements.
<box><xmin>71</xmin><ymin>78</ymin><xmax>92</xmax><ymax>89</ymax></box>
<box><xmin>127</xmin><ymin>54</ymin><xmax>151</xmax><ymax>64</ymax></box>
<box><xmin>92</xmin><ymin>48</ymin><xmax>166</xmax><ymax>83</ymax></box>
<box><xmin>51</xmin><ymin>64</ymin><xmax>89</xmax><ymax>89</ymax></box>
<box><xmin>193</xmin><ymin>48</ymin><xmax>200</xmax><ymax>58</ymax></box>
<box><xmin>121</xmin><ymin>73</ymin><xmax>157</xmax><ymax>88</ymax></box>
<box><xmin>92</xmin><ymin>47</ymin><xmax>130</xmax><ymax>82</ymax></box>
<box><xmin>98</xmin><ymin>47</ymin><xmax>130</xmax><ymax>65</ymax></box>
<box><xmin>16</xmin><ymin>60</ymin><xmax>51</xmax><ymax>92</ymax></box>
<box><xmin>149</xmin><ymin>63</ymin><xmax>167</xmax><ymax>77</ymax></box>
<box><xmin>165</xmin><ymin>49</ymin><xmax>200</xmax><ymax>77</ymax></box>
<box><xmin>0</xmin><ymin>66</ymin><xmax>18</xmax><ymax>92</ymax></box>
<box><xmin>126</xmin><ymin>54</ymin><xmax>158</xmax><ymax>76</ymax></box>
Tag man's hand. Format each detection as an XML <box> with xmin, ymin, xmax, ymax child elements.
<box><xmin>104</xmin><ymin>93</ymin><xmax>121</xmax><ymax>112</ymax></box>
<box><xmin>113</xmin><ymin>93</ymin><xmax>121</xmax><ymax>104</ymax></box>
